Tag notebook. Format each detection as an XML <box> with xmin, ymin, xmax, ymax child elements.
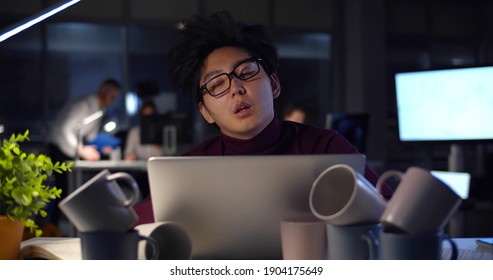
<box><xmin>147</xmin><ymin>154</ymin><xmax>366</xmax><ymax>259</ymax></box>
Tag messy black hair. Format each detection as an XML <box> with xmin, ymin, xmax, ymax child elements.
<box><xmin>168</xmin><ymin>11</ymin><xmax>279</xmax><ymax>104</ymax></box>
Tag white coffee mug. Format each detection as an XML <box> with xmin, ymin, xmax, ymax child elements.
<box><xmin>135</xmin><ymin>222</ymin><xmax>192</xmax><ymax>260</ymax></box>
<box><xmin>59</xmin><ymin>169</ymin><xmax>140</xmax><ymax>232</ymax></box>
<box><xmin>309</xmin><ymin>164</ymin><xmax>386</xmax><ymax>226</ymax></box>
<box><xmin>376</xmin><ymin>166</ymin><xmax>462</xmax><ymax>235</ymax></box>
<box><xmin>280</xmin><ymin>216</ymin><xmax>327</xmax><ymax>260</ymax></box>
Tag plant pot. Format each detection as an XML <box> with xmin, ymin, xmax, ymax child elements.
<box><xmin>0</xmin><ymin>216</ymin><xmax>25</xmax><ymax>259</ymax></box>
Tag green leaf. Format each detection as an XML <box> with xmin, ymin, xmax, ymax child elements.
<box><xmin>24</xmin><ymin>219</ymin><xmax>35</xmax><ymax>228</ymax></box>
<box><xmin>0</xmin><ymin>130</ymin><xmax>71</xmax><ymax>236</ymax></box>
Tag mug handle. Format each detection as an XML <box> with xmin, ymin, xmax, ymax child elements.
<box><xmin>442</xmin><ymin>234</ymin><xmax>458</xmax><ymax>260</ymax></box>
<box><xmin>361</xmin><ymin>230</ymin><xmax>380</xmax><ymax>260</ymax></box>
<box><xmin>376</xmin><ymin>170</ymin><xmax>404</xmax><ymax>196</ymax></box>
<box><xmin>106</xmin><ymin>172</ymin><xmax>141</xmax><ymax>207</ymax></box>
<box><xmin>139</xmin><ymin>235</ymin><xmax>159</xmax><ymax>260</ymax></box>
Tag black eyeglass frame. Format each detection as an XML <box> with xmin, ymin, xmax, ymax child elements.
<box><xmin>200</xmin><ymin>57</ymin><xmax>263</xmax><ymax>97</ymax></box>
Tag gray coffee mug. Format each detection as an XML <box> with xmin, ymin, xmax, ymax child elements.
<box><xmin>59</xmin><ymin>169</ymin><xmax>140</xmax><ymax>232</ymax></box>
<box><xmin>80</xmin><ymin>229</ymin><xmax>159</xmax><ymax>260</ymax></box>
<box><xmin>326</xmin><ymin>223</ymin><xmax>380</xmax><ymax>260</ymax></box>
<box><xmin>380</xmin><ymin>231</ymin><xmax>458</xmax><ymax>260</ymax></box>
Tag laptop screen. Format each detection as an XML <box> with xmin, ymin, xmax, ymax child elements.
<box><xmin>431</xmin><ymin>170</ymin><xmax>471</xmax><ymax>199</ymax></box>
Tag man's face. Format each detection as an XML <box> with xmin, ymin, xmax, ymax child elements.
<box><xmin>99</xmin><ymin>85</ymin><xmax>120</xmax><ymax>107</ymax></box>
<box><xmin>198</xmin><ymin>46</ymin><xmax>281</xmax><ymax>140</ymax></box>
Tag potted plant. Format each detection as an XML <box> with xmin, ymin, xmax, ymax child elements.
<box><xmin>0</xmin><ymin>130</ymin><xmax>73</xmax><ymax>259</ymax></box>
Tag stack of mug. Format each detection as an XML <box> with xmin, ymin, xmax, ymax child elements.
<box><xmin>306</xmin><ymin>164</ymin><xmax>461</xmax><ymax>260</ymax></box>
<box><xmin>59</xmin><ymin>170</ymin><xmax>159</xmax><ymax>260</ymax></box>
<box><xmin>375</xmin><ymin>167</ymin><xmax>460</xmax><ymax>260</ymax></box>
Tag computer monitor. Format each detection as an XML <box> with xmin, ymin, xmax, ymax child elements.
<box><xmin>140</xmin><ymin>112</ymin><xmax>193</xmax><ymax>155</ymax></box>
<box><xmin>394</xmin><ymin>66</ymin><xmax>493</xmax><ymax>142</ymax></box>
<box><xmin>326</xmin><ymin>113</ymin><xmax>368</xmax><ymax>153</ymax></box>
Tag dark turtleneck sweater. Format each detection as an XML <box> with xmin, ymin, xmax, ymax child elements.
<box><xmin>134</xmin><ymin>118</ymin><xmax>391</xmax><ymax>225</ymax></box>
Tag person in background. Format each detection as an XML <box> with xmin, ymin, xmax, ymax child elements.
<box><xmin>124</xmin><ymin>100</ymin><xmax>163</xmax><ymax>161</ymax></box>
<box><xmin>282</xmin><ymin>101</ymin><xmax>307</xmax><ymax>124</ymax></box>
<box><xmin>46</xmin><ymin>78</ymin><xmax>121</xmax><ymax>231</ymax></box>
<box><xmin>123</xmin><ymin>100</ymin><xmax>163</xmax><ymax>200</ymax></box>
<box><xmin>48</xmin><ymin>78</ymin><xmax>121</xmax><ymax>162</ymax></box>
<box><xmin>134</xmin><ymin>11</ymin><xmax>392</xmax><ymax>224</ymax></box>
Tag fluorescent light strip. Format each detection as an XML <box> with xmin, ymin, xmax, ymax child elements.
<box><xmin>0</xmin><ymin>0</ymin><xmax>81</xmax><ymax>43</ymax></box>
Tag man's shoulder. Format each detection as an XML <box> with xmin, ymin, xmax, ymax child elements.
<box><xmin>280</xmin><ymin>120</ymin><xmax>354</xmax><ymax>154</ymax></box>
<box><xmin>63</xmin><ymin>94</ymin><xmax>98</xmax><ymax>110</ymax></box>
<box><xmin>281</xmin><ymin>120</ymin><xmax>336</xmax><ymax>137</ymax></box>
<box><xmin>75</xmin><ymin>93</ymin><xmax>98</xmax><ymax>103</ymax></box>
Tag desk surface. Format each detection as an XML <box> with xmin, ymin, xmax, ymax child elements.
<box><xmin>20</xmin><ymin>237</ymin><xmax>492</xmax><ymax>260</ymax></box>
<box><xmin>73</xmin><ymin>160</ymin><xmax>147</xmax><ymax>170</ymax></box>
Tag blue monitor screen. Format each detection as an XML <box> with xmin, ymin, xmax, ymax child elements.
<box><xmin>326</xmin><ymin>113</ymin><xmax>368</xmax><ymax>153</ymax></box>
<box><xmin>395</xmin><ymin>66</ymin><xmax>493</xmax><ymax>142</ymax></box>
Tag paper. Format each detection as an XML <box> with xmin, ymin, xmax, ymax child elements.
<box><xmin>20</xmin><ymin>237</ymin><xmax>81</xmax><ymax>260</ymax></box>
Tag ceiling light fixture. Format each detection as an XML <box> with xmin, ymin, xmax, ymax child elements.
<box><xmin>0</xmin><ymin>0</ymin><xmax>81</xmax><ymax>43</ymax></box>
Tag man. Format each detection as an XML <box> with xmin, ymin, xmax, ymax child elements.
<box><xmin>48</xmin><ymin>78</ymin><xmax>121</xmax><ymax>162</ymax></box>
<box><xmin>46</xmin><ymin>78</ymin><xmax>120</xmax><ymax>228</ymax></box>
<box><xmin>134</xmin><ymin>11</ymin><xmax>391</xmax><ymax>224</ymax></box>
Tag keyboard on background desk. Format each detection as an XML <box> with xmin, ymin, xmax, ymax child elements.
<box><xmin>442</xmin><ymin>238</ymin><xmax>493</xmax><ymax>260</ymax></box>
<box><xmin>442</xmin><ymin>248</ymin><xmax>493</xmax><ymax>260</ymax></box>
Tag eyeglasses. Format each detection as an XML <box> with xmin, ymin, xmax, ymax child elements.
<box><xmin>200</xmin><ymin>57</ymin><xmax>263</xmax><ymax>97</ymax></box>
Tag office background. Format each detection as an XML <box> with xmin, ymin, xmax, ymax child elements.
<box><xmin>0</xmin><ymin>0</ymin><xmax>492</xmax><ymax>236</ymax></box>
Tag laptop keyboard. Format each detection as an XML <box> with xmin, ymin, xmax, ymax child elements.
<box><xmin>442</xmin><ymin>248</ymin><xmax>493</xmax><ymax>260</ymax></box>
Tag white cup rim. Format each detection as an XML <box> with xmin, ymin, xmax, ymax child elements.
<box><xmin>310</xmin><ymin>164</ymin><xmax>360</xmax><ymax>221</ymax></box>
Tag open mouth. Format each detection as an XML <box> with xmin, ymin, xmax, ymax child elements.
<box><xmin>235</xmin><ymin>103</ymin><xmax>251</xmax><ymax>114</ymax></box>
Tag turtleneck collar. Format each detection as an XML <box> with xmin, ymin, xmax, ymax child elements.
<box><xmin>220</xmin><ymin>117</ymin><xmax>281</xmax><ymax>155</ymax></box>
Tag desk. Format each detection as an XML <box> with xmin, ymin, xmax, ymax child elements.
<box><xmin>20</xmin><ymin>237</ymin><xmax>493</xmax><ymax>260</ymax></box>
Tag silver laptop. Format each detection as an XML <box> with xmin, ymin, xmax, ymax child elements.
<box><xmin>147</xmin><ymin>154</ymin><xmax>366</xmax><ymax>259</ymax></box>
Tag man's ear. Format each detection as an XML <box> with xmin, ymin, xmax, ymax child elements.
<box><xmin>198</xmin><ymin>102</ymin><xmax>215</xmax><ymax>124</ymax></box>
<box><xmin>270</xmin><ymin>73</ymin><xmax>281</xmax><ymax>99</ymax></box>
